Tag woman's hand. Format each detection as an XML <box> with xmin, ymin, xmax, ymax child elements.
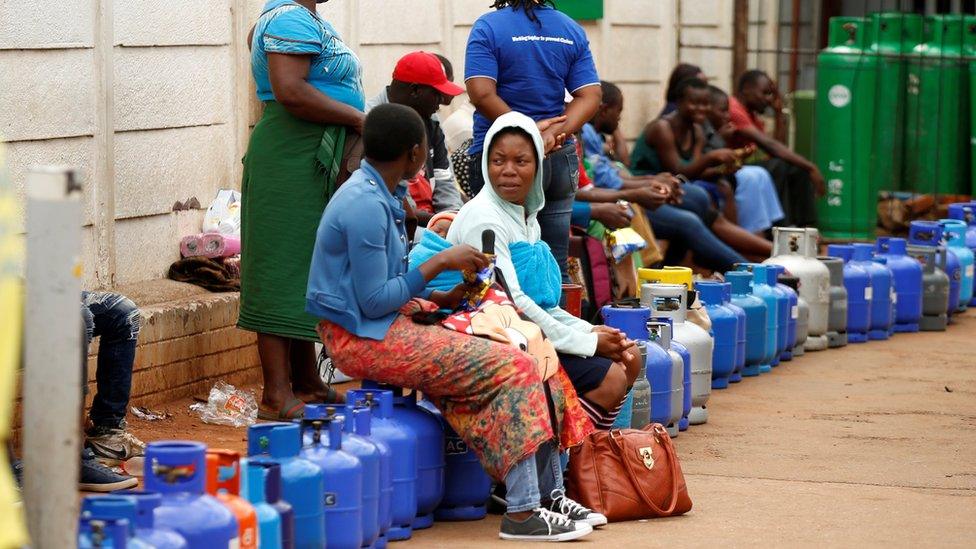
<box><xmin>429</xmin><ymin>283</ymin><xmax>470</xmax><ymax>310</ymax></box>
<box><xmin>436</xmin><ymin>244</ymin><xmax>490</xmax><ymax>272</ymax></box>
<box><xmin>537</xmin><ymin>115</ymin><xmax>568</xmax><ymax>154</ymax></box>
<box><xmin>625</xmin><ymin>183</ymin><xmax>670</xmax><ymax>211</ymax></box>
<box><xmin>705</xmin><ymin>148</ymin><xmax>738</xmax><ymax>166</ymax></box>
<box><xmin>595</xmin><ymin>329</ymin><xmax>632</xmax><ymax>362</ymax></box>
<box><xmin>589</xmin><ymin>202</ymin><xmax>634</xmax><ymax>229</ymax></box>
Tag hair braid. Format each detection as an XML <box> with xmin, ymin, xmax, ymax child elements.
<box><xmin>489</xmin><ymin>0</ymin><xmax>556</xmax><ymax>25</ymax></box>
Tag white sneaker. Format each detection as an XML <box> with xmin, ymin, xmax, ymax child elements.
<box><xmin>547</xmin><ymin>489</ymin><xmax>608</xmax><ymax>528</ymax></box>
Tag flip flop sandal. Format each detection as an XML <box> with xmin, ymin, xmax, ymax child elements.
<box><xmin>257</xmin><ymin>397</ymin><xmax>305</xmax><ymax>421</ymax></box>
<box><xmin>298</xmin><ymin>385</ymin><xmax>343</xmax><ymax>405</ymax></box>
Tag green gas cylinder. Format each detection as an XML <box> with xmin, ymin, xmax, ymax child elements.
<box><xmin>965</xmin><ymin>16</ymin><xmax>976</xmax><ymax>195</ymax></box>
<box><xmin>869</xmin><ymin>12</ymin><xmax>922</xmax><ymax>194</ymax></box>
<box><xmin>903</xmin><ymin>15</ymin><xmax>967</xmax><ymax>197</ymax></box>
<box><xmin>816</xmin><ymin>17</ymin><xmax>878</xmax><ymax>239</ymax></box>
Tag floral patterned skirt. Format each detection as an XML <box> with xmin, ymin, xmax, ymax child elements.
<box><xmin>317</xmin><ymin>303</ymin><xmax>593</xmax><ymax>481</ymax></box>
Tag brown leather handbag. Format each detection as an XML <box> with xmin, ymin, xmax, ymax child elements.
<box><xmin>565</xmin><ymin>423</ymin><xmax>692</xmax><ymax>522</ymax></box>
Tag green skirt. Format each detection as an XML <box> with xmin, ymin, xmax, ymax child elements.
<box><xmin>238</xmin><ymin>101</ymin><xmax>347</xmax><ymax>341</ymax></box>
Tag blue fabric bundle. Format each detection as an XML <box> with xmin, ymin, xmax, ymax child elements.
<box><xmin>510</xmin><ymin>240</ymin><xmax>562</xmax><ymax>309</ymax></box>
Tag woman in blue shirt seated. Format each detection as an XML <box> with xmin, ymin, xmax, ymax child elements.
<box><xmin>307</xmin><ymin>104</ymin><xmax>604</xmax><ymax>542</ymax></box>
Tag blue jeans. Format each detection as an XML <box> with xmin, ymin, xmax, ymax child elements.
<box><xmin>505</xmin><ymin>441</ymin><xmax>564</xmax><ymax>513</ymax></box>
<box><xmin>468</xmin><ymin>143</ymin><xmax>579</xmax><ymax>282</ymax></box>
<box><xmin>82</xmin><ymin>292</ymin><xmax>141</xmax><ymax>429</ymax></box>
<box><xmin>647</xmin><ymin>204</ymin><xmax>744</xmax><ymax>273</ymax></box>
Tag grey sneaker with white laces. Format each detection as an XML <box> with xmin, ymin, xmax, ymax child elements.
<box><xmin>499</xmin><ymin>507</ymin><xmax>593</xmax><ymax>542</ymax></box>
<box><xmin>545</xmin><ymin>489</ymin><xmax>608</xmax><ymax>528</ymax></box>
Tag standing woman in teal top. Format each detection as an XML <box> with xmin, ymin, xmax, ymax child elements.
<box><xmin>240</xmin><ymin>0</ymin><xmax>364</xmax><ymax>420</ymax></box>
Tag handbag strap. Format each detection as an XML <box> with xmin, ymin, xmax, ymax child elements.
<box><xmin>608</xmin><ymin>425</ymin><xmax>682</xmax><ymax>515</ymax></box>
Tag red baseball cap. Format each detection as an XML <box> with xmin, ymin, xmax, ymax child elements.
<box><xmin>393</xmin><ymin>51</ymin><xmax>464</xmax><ymax>97</ymax></box>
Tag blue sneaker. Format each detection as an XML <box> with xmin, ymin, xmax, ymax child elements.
<box><xmin>80</xmin><ymin>449</ymin><xmax>137</xmax><ymax>492</ymax></box>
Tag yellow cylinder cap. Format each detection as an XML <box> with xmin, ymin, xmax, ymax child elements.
<box><xmin>638</xmin><ymin>267</ymin><xmax>693</xmax><ymax>289</ymax></box>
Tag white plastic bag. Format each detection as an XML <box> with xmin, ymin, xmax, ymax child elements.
<box><xmin>203</xmin><ymin>189</ymin><xmax>242</xmax><ymax>236</ymax></box>
<box><xmin>189</xmin><ymin>380</ymin><xmax>257</xmax><ymax>427</ymax></box>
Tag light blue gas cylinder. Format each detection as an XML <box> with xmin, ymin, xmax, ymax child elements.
<box><xmin>735</xmin><ymin>264</ymin><xmax>780</xmax><ymax>373</ymax></box>
<box><xmin>246</xmin><ymin>460</ymin><xmax>294</xmax><ymax>549</ymax></box>
<box><xmin>144</xmin><ymin>441</ymin><xmax>239</xmax><ymax>549</ymax></box>
<box><xmin>245</xmin><ymin>463</ymin><xmax>282</xmax><ymax>549</ymax></box>
<box><xmin>247</xmin><ymin>423</ymin><xmax>325</xmax><ymax>549</ymax></box>
<box><xmin>670</xmin><ymin>337</ymin><xmax>692</xmax><ymax>432</ymax></box>
<box><xmin>766</xmin><ymin>265</ymin><xmax>798</xmax><ymax>361</ymax></box>
<box><xmin>947</xmin><ymin>202</ymin><xmax>976</xmax><ymax>307</ymax></box>
<box><xmin>940</xmin><ymin>219</ymin><xmax>974</xmax><ymax>311</ymax></box>
<box><xmin>725</xmin><ymin>271</ymin><xmax>768</xmax><ymax>377</ymax></box>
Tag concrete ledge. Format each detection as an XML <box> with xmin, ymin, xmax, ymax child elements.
<box><xmin>15</xmin><ymin>279</ymin><xmax>260</xmax><ymax>433</ymax></box>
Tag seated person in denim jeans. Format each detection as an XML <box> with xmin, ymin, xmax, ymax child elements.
<box><xmin>79</xmin><ymin>291</ymin><xmax>144</xmax><ymax>491</ymax></box>
<box><xmin>582</xmin><ymin>81</ymin><xmax>746</xmax><ymax>272</ymax></box>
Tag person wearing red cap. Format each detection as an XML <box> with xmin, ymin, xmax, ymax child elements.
<box><xmin>365</xmin><ymin>51</ymin><xmax>467</xmax><ymax>224</ymax></box>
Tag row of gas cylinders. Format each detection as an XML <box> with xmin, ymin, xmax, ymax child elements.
<box><xmin>80</xmin><ymin>386</ymin><xmax>494</xmax><ymax>549</ymax></box>
<box><xmin>78</xmin><ymin>216</ymin><xmax>976</xmax><ymax>548</ymax></box>
<box><xmin>815</xmin><ymin>11</ymin><xmax>976</xmax><ymax>240</ymax></box>
<box><xmin>600</xmin><ymin>220</ymin><xmax>976</xmax><ymax>433</ymax></box>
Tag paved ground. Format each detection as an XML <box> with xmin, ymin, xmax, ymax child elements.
<box><xmin>131</xmin><ymin>310</ymin><xmax>976</xmax><ymax>548</ymax></box>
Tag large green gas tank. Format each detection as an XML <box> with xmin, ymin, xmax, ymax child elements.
<box><xmin>870</xmin><ymin>12</ymin><xmax>922</xmax><ymax>194</ymax></box>
<box><xmin>816</xmin><ymin>17</ymin><xmax>878</xmax><ymax>240</ymax></box>
<box><xmin>965</xmin><ymin>16</ymin><xmax>976</xmax><ymax>196</ymax></box>
<box><xmin>903</xmin><ymin>15</ymin><xmax>967</xmax><ymax>197</ymax></box>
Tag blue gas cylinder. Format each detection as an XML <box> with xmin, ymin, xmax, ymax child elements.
<box><xmin>144</xmin><ymin>441</ymin><xmax>238</xmax><ymax>549</ymax></box>
<box><xmin>646</xmin><ymin>320</ymin><xmax>682</xmax><ymax>435</ymax></box>
<box><xmin>601</xmin><ymin>304</ymin><xmax>651</xmax><ymax>340</ymax></box>
<box><xmin>247</xmin><ymin>423</ymin><xmax>326</xmax><ymax>549</ymax></box>
<box><xmin>671</xmin><ymin>339</ymin><xmax>692</xmax><ymax>432</ymax></box>
<box><xmin>79</xmin><ymin>516</ymin><xmax>135</xmax><ymax>549</ymax></box>
<box><xmin>300</xmin><ymin>416</ymin><xmax>364</xmax><ymax>549</ymax></box>
<box><xmin>601</xmin><ymin>304</ymin><xmax>652</xmax><ymax>429</ymax></box>
<box><xmin>735</xmin><ymin>264</ymin><xmax>780</xmax><ymax>372</ymax></box>
<box><xmin>947</xmin><ymin>203</ymin><xmax>976</xmax><ymax>306</ymax></box>
<box><xmin>359</xmin><ymin>383</ymin><xmax>443</xmax><ymax>531</ymax></box>
<box><xmin>941</xmin><ymin>219</ymin><xmax>975</xmax><ymax>311</ymax></box>
<box><xmin>244</xmin><ymin>463</ymin><xmax>282</xmax><ymax>549</ymax></box>
<box><xmin>80</xmin><ymin>495</ymin><xmax>154</xmax><ymax>549</ymax></box>
<box><xmin>346</xmin><ymin>389</ymin><xmax>418</xmax><ymax>542</ymax></box>
<box><xmin>725</xmin><ymin>271</ymin><xmax>768</xmax><ymax>377</ymax></box>
<box><xmin>760</xmin><ymin>265</ymin><xmax>792</xmax><ymax>364</ymax></box>
<box><xmin>909</xmin><ymin>221</ymin><xmax>961</xmax><ymax>318</ymax></box>
<box><xmin>826</xmin><ymin>245</ymin><xmax>872</xmax><ymax>343</ymax></box>
<box><xmin>338</xmin><ymin>407</ymin><xmax>383</xmax><ymax>547</ymax></box>
<box><xmin>694</xmin><ymin>282</ymin><xmax>737</xmax><ymax>389</ymax></box>
<box><xmin>875</xmin><ymin>237</ymin><xmax>923</xmax><ymax>333</ymax></box>
<box><xmin>246</xmin><ymin>460</ymin><xmax>294</xmax><ymax>549</ymax></box>
<box><xmin>112</xmin><ymin>491</ymin><xmax>188</xmax><ymax>549</ymax></box>
<box><xmin>415</xmin><ymin>399</ymin><xmax>492</xmax><ymax>522</ymax></box>
<box><xmin>766</xmin><ymin>265</ymin><xmax>798</xmax><ymax>361</ymax></box>
<box><xmin>850</xmin><ymin>243</ymin><xmax>893</xmax><ymax>340</ymax></box>
<box><xmin>721</xmin><ymin>282</ymin><xmax>747</xmax><ymax>383</ymax></box>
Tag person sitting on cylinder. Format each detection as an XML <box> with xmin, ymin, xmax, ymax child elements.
<box><xmin>447</xmin><ymin>111</ymin><xmax>642</xmax><ymax>430</ymax></box>
<box><xmin>307</xmin><ymin>103</ymin><xmax>605</xmax><ymax>542</ymax></box>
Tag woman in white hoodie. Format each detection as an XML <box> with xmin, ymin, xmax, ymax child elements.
<box><xmin>449</xmin><ymin>112</ymin><xmax>642</xmax><ymax>430</ymax></box>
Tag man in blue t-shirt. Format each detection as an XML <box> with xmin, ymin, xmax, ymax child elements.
<box><xmin>464</xmin><ymin>0</ymin><xmax>602</xmax><ymax>279</ymax></box>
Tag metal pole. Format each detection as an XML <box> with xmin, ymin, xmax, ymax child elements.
<box><xmin>733</xmin><ymin>0</ymin><xmax>750</xmax><ymax>83</ymax></box>
<box><xmin>23</xmin><ymin>166</ymin><xmax>83</xmax><ymax>549</ymax></box>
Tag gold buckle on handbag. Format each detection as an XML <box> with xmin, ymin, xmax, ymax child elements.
<box><xmin>637</xmin><ymin>447</ymin><xmax>655</xmax><ymax>470</ymax></box>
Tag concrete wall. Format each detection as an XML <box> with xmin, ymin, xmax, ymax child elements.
<box><xmin>2</xmin><ymin>0</ymin><xmax>771</xmax><ymax>288</ymax></box>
